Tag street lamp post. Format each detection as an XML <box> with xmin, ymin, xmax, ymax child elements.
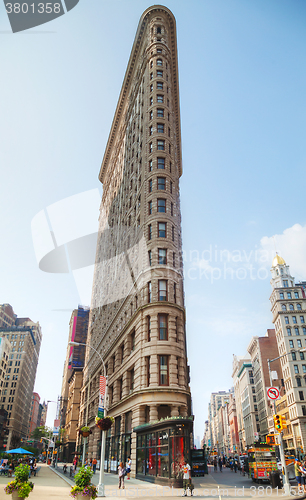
<box><xmin>267</xmin><ymin>348</ymin><xmax>306</xmax><ymax>496</ymax></box>
<box><xmin>69</xmin><ymin>341</ymin><xmax>108</xmax><ymax>497</ymax></box>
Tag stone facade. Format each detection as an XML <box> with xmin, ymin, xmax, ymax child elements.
<box><xmin>247</xmin><ymin>329</ymin><xmax>283</xmax><ymax>440</ymax></box>
<box><xmin>270</xmin><ymin>254</ymin><xmax>306</xmax><ymax>456</ymax></box>
<box><xmin>0</xmin><ymin>311</ymin><xmax>42</xmax><ymax>449</ymax></box>
<box><xmin>78</xmin><ymin>6</ymin><xmax>192</xmax><ymax>480</ymax></box>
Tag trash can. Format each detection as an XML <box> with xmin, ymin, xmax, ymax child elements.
<box><xmin>270</xmin><ymin>471</ymin><xmax>281</xmax><ymax>488</ymax></box>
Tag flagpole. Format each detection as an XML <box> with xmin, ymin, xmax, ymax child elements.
<box><xmin>68</xmin><ymin>341</ymin><xmax>107</xmax><ymax>497</ymax></box>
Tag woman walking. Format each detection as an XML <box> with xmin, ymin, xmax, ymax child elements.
<box><xmin>126</xmin><ymin>457</ymin><xmax>132</xmax><ymax>479</ymax></box>
<box><xmin>118</xmin><ymin>462</ymin><xmax>125</xmax><ymax>489</ymax></box>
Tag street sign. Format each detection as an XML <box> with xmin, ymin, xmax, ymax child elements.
<box><xmin>267</xmin><ymin>387</ymin><xmax>280</xmax><ymax>400</ymax></box>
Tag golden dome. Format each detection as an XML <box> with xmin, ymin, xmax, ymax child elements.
<box><xmin>272</xmin><ymin>254</ymin><xmax>286</xmax><ymax>267</ymax></box>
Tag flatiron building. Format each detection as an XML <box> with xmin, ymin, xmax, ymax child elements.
<box><xmin>79</xmin><ymin>5</ymin><xmax>192</xmax><ymax>485</ymax></box>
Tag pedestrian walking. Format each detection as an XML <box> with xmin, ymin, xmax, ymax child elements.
<box><xmin>218</xmin><ymin>457</ymin><xmax>222</xmax><ymax>472</ymax></box>
<box><xmin>182</xmin><ymin>461</ymin><xmax>193</xmax><ymax>497</ymax></box>
<box><xmin>73</xmin><ymin>456</ymin><xmax>78</xmax><ymax>472</ymax></box>
<box><xmin>295</xmin><ymin>459</ymin><xmax>303</xmax><ymax>495</ymax></box>
<box><xmin>234</xmin><ymin>459</ymin><xmax>238</xmax><ymax>473</ymax></box>
<box><xmin>92</xmin><ymin>457</ymin><xmax>97</xmax><ymax>474</ymax></box>
<box><xmin>118</xmin><ymin>462</ymin><xmax>125</xmax><ymax>489</ymax></box>
<box><xmin>126</xmin><ymin>456</ymin><xmax>132</xmax><ymax>479</ymax></box>
<box><xmin>213</xmin><ymin>457</ymin><xmax>217</xmax><ymax>472</ymax></box>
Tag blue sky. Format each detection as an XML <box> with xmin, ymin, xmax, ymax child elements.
<box><xmin>1</xmin><ymin>0</ymin><xmax>306</xmax><ymax>440</ymax></box>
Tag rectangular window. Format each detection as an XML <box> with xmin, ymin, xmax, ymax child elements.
<box><xmin>159</xmin><ymin>314</ymin><xmax>168</xmax><ymax>340</ymax></box>
<box><xmin>157</xmin><ymin>198</ymin><xmax>166</xmax><ymax>212</ymax></box>
<box><xmin>157</xmin><ymin>177</ymin><xmax>166</xmax><ymax>190</ymax></box>
<box><xmin>303</xmin><ymin>365</ymin><xmax>306</xmax><ymax>373</ymax></box>
<box><xmin>157</xmin><ymin>59</ymin><xmax>163</xmax><ymax>66</ymax></box>
<box><xmin>287</xmin><ymin>327</ymin><xmax>291</xmax><ymax>336</ymax></box>
<box><xmin>146</xmin><ymin>356</ymin><xmax>150</xmax><ymax>387</ymax></box>
<box><xmin>148</xmin><ymin>282</ymin><xmax>152</xmax><ymax>303</ymax></box>
<box><xmin>299</xmin><ymin>391</ymin><xmax>304</xmax><ymax>401</ymax></box>
<box><xmin>148</xmin><ymin>224</ymin><xmax>152</xmax><ymax>240</ymax></box>
<box><xmin>285</xmin><ymin>317</ymin><xmax>289</xmax><ymax>324</ymax></box>
<box><xmin>172</xmin><ymin>225</ymin><xmax>175</xmax><ymax>242</ymax></box>
<box><xmin>150</xmin><ymin>72</ymin><xmax>153</xmax><ymax>80</ymax></box>
<box><xmin>284</xmin><ymin>280</ymin><xmax>289</xmax><ymax>287</ymax></box>
<box><xmin>295</xmin><ymin>327</ymin><xmax>299</xmax><ymax>335</ymax></box>
<box><xmin>149</xmin><ymin>160</ymin><xmax>153</xmax><ymax>172</ymax></box>
<box><xmin>157</xmin><ymin>157</ymin><xmax>165</xmax><ymax>169</ymax></box>
<box><xmin>293</xmin><ymin>316</ymin><xmax>297</xmax><ymax>324</ymax></box>
<box><xmin>303</xmin><ymin>327</ymin><xmax>306</xmax><ymax>335</ymax></box>
<box><xmin>148</xmin><ymin>250</ymin><xmax>152</xmax><ymax>266</ymax></box>
<box><xmin>158</xmin><ymin>248</ymin><xmax>167</xmax><ymax>265</ymax></box>
<box><xmin>150</xmin><ymin>84</ymin><xmax>153</xmax><ymax>92</ymax></box>
<box><xmin>173</xmin><ymin>252</ymin><xmax>176</xmax><ymax>268</ymax></box>
<box><xmin>157</xmin><ymin>95</ymin><xmax>164</xmax><ymax>103</ymax></box>
<box><xmin>147</xmin><ymin>316</ymin><xmax>151</xmax><ymax>342</ymax></box>
<box><xmin>294</xmin><ymin>365</ymin><xmax>299</xmax><ymax>374</ymax></box>
<box><xmin>174</xmin><ymin>282</ymin><xmax>177</xmax><ymax>303</ymax></box>
<box><xmin>157</xmin><ymin>140</ymin><xmax>165</xmax><ymax>150</ymax></box>
<box><xmin>130</xmin><ymin>369</ymin><xmax>134</xmax><ymax>391</ymax></box>
<box><xmin>149</xmin><ymin>179</ymin><xmax>152</xmax><ymax>192</ymax></box>
<box><xmin>157</xmin><ymin>70</ymin><xmax>163</xmax><ymax>78</ymax></box>
<box><xmin>149</xmin><ymin>126</ymin><xmax>153</xmax><ymax>135</ymax></box>
<box><xmin>158</xmin><ymin>222</ymin><xmax>166</xmax><ymax>238</ymax></box>
<box><xmin>170</xmin><ymin>181</ymin><xmax>173</xmax><ymax>194</ymax></box>
<box><xmin>287</xmin><ymin>292</ymin><xmax>292</xmax><ymax>299</ymax></box>
<box><xmin>149</xmin><ymin>111</ymin><xmax>153</xmax><ymax>121</ymax></box>
<box><xmin>150</xmin><ymin>97</ymin><xmax>153</xmax><ymax>106</ymax></box>
<box><xmin>148</xmin><ymin>201</ymin><xmax>152</xmax><ymax>215</ymax></box>
<box><xmin>301</xmin><ymin>316</ymin><xmax>305</xmax><ymax>324</ymax></box>
<box><xmin>171</xmin><ymin>202</ymin><xmax>173</xmax><ymax>216</ymax></box>
<box><xmin>157</xmin><ymin>108</ymin><xmax>164</xmax><ymax>118</ymax></box>
<box><xmin>131</xmin><ymin>331</ymin><xmax>135</xmax><ymax>351</ymax></box>
<box><xmin>292</xmin><ymin>352</ymin><xmax>296</xmax><ymax>360</ymax></box>
<box><xmin>297</xmin><ymin>339</ymin><xmax>302</xmax><ymax>348</ymax></box>
<box><xmin>295</xmin><ymin>292</ymin><xmax>299</xmax><ymax>299</ymax></box>
<box><xmin>289</xmin><ymin>340</ymin><xmax>294</xmax><ymax>348</ymax></box>
<box><xmin>157</xmin><ymin>123</ymin><xmax>164</xmax><ymax>133</ymax></box>
<box><xmin>280</xmin><ymin>293</ymin><xmax>284</xmax><ymax>299</ymax></box>
<box><xmin>301</xmin><ymin>352</ymin><xmax>305</xmax><ymax>360</ymax></box>
<box><xmin>149</xmin><ymin>142</ymin><xmax>153</xmax><ymax>153</ymax></box>
<box><xmin>159</xmin><ymin>356</ymin><xmax>169</xmax><ymax>386</ymax></box>
<box><xmin>158</xmin><ymin>280</ymin><xmax>167</xmax><ymax>301</ymax></box>
<box><xmin>157</xmin><ymin>82</ymin><xmax>163</xmax><ymax>90</ymax></box>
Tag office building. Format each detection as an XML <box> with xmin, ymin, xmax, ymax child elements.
<box><xmin>79</xmin><ymin>6</ymin><xmax>192</xmax><ymax>485</ymax></box>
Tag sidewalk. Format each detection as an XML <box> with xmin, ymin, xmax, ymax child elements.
<box><xmin>0</xmin><ymin>463</ymin><xmax>70</xmax><ymax>499</ymax></box>
<box><xmin>0</xmin><ymin>463</ymin><xmax>302</xmax><ymax>499</ymax></box>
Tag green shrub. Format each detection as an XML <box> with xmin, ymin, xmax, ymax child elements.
<box><xmin>74</xmin><ymin>465</ymin><xmax>93</xmax><ymax>487</ymax></box>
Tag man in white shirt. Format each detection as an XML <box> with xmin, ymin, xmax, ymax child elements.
<box><xmin>182</xmin><ymin>462</ymin><xmax>194</xmax><ymax>496</ymax></box>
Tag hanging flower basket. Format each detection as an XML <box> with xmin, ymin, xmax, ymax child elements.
<box><xmin>79</xmin><ymin>426</ymin><xmax>92</xmax><ymax>438</ymax></box>
<box><xmin>95</xmin><ymin>416</ymin><xmax>114</xmax><ymax>431</ymax></box>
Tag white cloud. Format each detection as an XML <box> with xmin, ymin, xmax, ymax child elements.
<box><xmin>260</xmin><ymin>223</ymin><xmax>306</xmax><ymax>281</ymax></box>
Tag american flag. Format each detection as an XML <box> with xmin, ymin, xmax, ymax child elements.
<box><xmin>301</xmin><ymin>286</ymin><xmax>306</xmax><ymax>299</ymax></box>
<box><xmin>100</xmin><ymin>376</ymin><xmax>106</xmax><ymax>396</ymax></box>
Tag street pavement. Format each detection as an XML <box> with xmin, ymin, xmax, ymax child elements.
<box><xmin>0</xmin><ymin>463</ymin><xmax>304</xmax><ymax>499</ymax></box>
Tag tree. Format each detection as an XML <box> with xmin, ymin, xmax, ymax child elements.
<box><xmin>30</xmin><ymin>426</ymin><xmax>52</xmax><ymax>441</ymax></box>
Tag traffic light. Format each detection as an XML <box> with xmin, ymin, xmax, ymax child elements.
<box><xmin>281</xmin><ymin>416</ymin><xmax>287</xmax><ymax>429</ymax></box>
<box><xmin>274</xmin><ymin>414</ymin><xmax>282</xmax><ymax>431</ymax></box>
<box><xmin>266</xmin><ymin>435</ymin><xmax>276</xmax><ymax>445</ymax></box>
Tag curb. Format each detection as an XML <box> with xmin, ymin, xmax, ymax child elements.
<box><xmin>48</xmin><ymin>466</ymin><xmax>74</xmax><ymax>487</ymax></box>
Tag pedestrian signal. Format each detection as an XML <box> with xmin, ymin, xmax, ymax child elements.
<box><xmin>281</xmin><ymin>416</ymin><xmax>287</xmax><ymax>429</ymax></box>
<box><xmin>273</xmin><ymin>414</ymin><xmax>282</xmax><ymax>431</ymax></box>
<box><xmin>266</xmin><ymin>435</ymin><xmax>276</xmax><ymax>445</ymax></box>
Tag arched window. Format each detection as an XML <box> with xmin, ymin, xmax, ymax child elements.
<box><xmin>297</xmin><ymin>304</ymin><xmax>302</xmax><ymax>311</ymax></box>
<box><xmin>282</xmin><ymin>304</ymin><xmax>286</xmax><ymax>311</ymax></box>
<box><xmin>289</xmin><ymin>304</ymin><xmax>294</xmax><ymax>311</ymax></box>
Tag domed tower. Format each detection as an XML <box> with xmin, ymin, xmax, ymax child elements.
<box><xmin>270</xmin><ymin>253</ymin><xmax>295</xmax><ymax>290</ymax></box>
